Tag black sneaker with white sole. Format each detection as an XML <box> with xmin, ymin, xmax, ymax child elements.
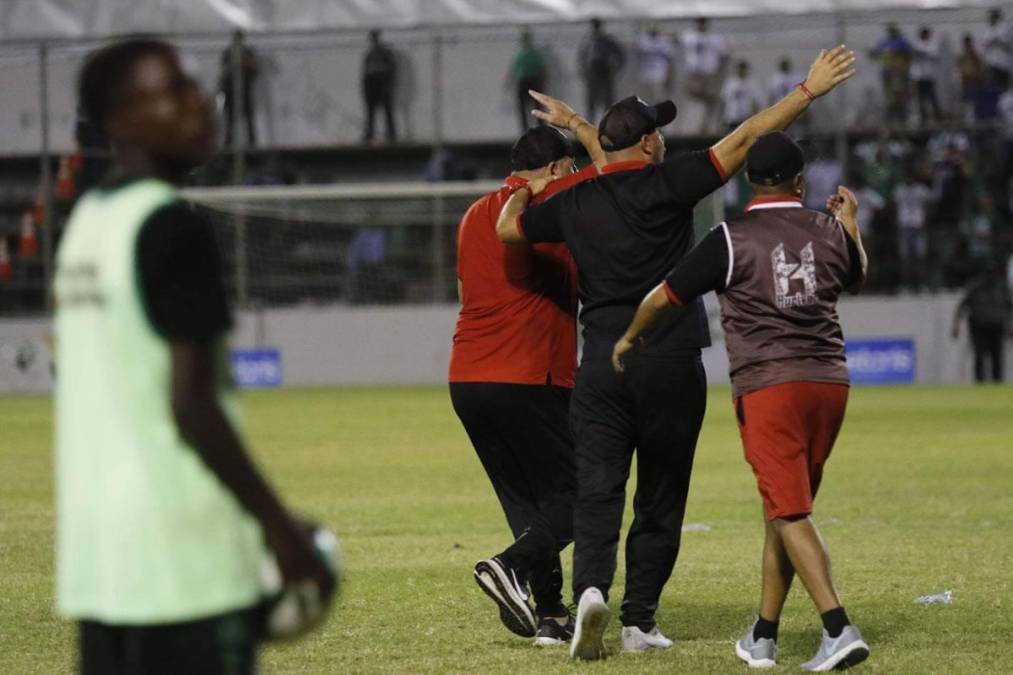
<box><xmin>474</xmin><ymin>557</ymin><xmax>537</xmax><ymax>638</ymax></box>
<box><xmin>534</xmin><ymin>613</ymin><xmax>575</xmax><ymax>646</ymax></box>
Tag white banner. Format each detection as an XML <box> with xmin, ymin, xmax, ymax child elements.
<box><xmin>0</xmin><ymin>0</ymin><xmax>996</xmax><ymax>40</ymax></box>
<box><xmin>0</xmin><ymin>319</ymin><xmax>54</xmax><ymax>394</ymax></box>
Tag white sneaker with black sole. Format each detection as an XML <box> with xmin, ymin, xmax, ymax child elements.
<box><xmin>473</xmin><ymin>557</ymin><xmax>537</xmax><ymax>638</ymax></box>
<box><xmin>621</xmin><ymin>625</ymin><xmax>673</xmax><ymax>652</ymax></box>
<box><xmin>570</xmin><ymin>587</ymin><xmax>611</xmax><ymax>661</ymax></box>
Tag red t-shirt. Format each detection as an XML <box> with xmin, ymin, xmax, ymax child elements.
<box><xmin>448</xmin><ymin>164</ymin><xmax>598</xmax><ymax>387</ymax></box>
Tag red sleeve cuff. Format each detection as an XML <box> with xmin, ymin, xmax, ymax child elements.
<box><xmin>514</xmin><ymin>213</ymin><xmax>529</xmax><ymax>241</ymax></box>
<box><xmin>708</xmin><ymin>147</ymin><xmax>728</xmax><ymax>182</ymax></box>
<box><xmin>662</xmin><ymin>280</ymin><xmax>684</xmax><ymax>306</ymax></box>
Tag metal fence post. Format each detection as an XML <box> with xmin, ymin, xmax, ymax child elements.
<box><xmin>431</xmin><ymin>28</ymin><xmax>447</xmax><ymax>302</ymax></box>
<box><xmin>834</xmin><ymin>14</ymin><xmax>850</xmax><ymax>181</ymax></box>
<box><xmin>38</xmin><ymin>43</ymin><xmax>55</xmax><ymax>312</ymax></box>
<box><xmin>230</xmin><ymin>38</ymin><xmax>249</xmax><ymax>307</ymax></box>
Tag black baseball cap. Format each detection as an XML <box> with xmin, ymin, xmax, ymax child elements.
<box><xmin>510</xmin><ymin>126</ymin><xmax>573</xmax><ymax>171</ymax></box>
<box><xmin>745</xmin><ymin>132</ymin><xmax>806</xmax><ymax>186</ymax></box>
<box><xmin>598</xmin><ymin>96</ymin><xmax>678</xmax><ymax>151</ymax></box>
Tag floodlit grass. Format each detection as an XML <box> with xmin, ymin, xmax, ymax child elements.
<box><xmin>1</xmin><ymin>385</ymin><xmax>1011</xmax><ymax>674</ymax></box>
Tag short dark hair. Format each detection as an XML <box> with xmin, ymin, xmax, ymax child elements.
<box><xmin>78</xmin><ymin>37</ymin><xmax>175</xmax><ymax>133</ymax></box>
<box><xmin>510</xmin><ymin>126</ymin><xmax>572</xmax><ymax>171</ymax></box>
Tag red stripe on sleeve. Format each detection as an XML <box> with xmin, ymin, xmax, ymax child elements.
<box><xmin>662</xmin><ymin>281</ymin><xmax>684</xmax><ymax>306</ymax></box>
<box><xmin>708</xmin><ymin>148</ymin><xmax>728</xmax><ymax>182</ymax></box>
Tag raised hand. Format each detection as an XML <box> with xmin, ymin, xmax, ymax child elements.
<box><xmin>529</xmin><ymin>90</ymin><xmax>581</xmax><ymax>130</ymax></box>
<box><xmin>826</xmin><ymin>185</ymin><xmax>859</xmax><ymax>222</ymax></box>
<box><xmin>803</xmin><ymin>45</ymin><xmax>857</xmax><ymax>98</ymax></box>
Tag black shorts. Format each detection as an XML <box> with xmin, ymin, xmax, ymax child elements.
<box><xmin>79</xmin><ymin>605</ymin><xmax>260</xmax><ymax>675</ymax></box>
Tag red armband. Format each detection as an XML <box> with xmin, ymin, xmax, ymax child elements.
<box><xmin>796</xmin><ymin>81</ymin><xmax>816</xmax><ymax>101</ymax></box>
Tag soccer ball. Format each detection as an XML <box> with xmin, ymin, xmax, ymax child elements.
<box><xmin>260</xmin><ymin>526</ymin><xmax>343</xmax><ymax>640</ymax></box>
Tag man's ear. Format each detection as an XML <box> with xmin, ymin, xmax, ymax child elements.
<box><xmin>640</xmin><ymin>134</ymin><xmax>653</xmax><ymax>157</ymax></box>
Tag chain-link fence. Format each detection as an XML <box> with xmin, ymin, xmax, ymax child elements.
<box><xmin>0</xmin><ymin>6</ymin><xmax>1009</xmax><ymax>316</ymax></box>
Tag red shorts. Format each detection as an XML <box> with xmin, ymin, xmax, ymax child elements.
<box><xmin>734</xmin><ymin>382</ymin><xmax>849</xmax><ymax>520</ymax></box>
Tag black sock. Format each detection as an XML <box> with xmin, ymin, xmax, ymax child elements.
<box><xmin>821</xmin><ymin>607</ymin><xmax>850</xmax><ymax>638</ymax></box>
<box><xmin>753</xmin><ymin>616</ymin><xmax>779</xmax><ymax>641</ymax></box>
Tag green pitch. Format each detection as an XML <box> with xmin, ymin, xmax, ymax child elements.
<box><xmin>2</xmin><ymin>385</ymin><xmax>1011</xmax><ymax>674</ymax></box>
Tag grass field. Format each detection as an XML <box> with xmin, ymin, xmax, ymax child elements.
<box><xmin>1</xmin><ymin>384</ymin><xmax>1012</xmax><ymax>674</ymax></box>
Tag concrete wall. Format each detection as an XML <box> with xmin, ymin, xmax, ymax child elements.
<box><xmin>231</xmin><ymin>294</ymin><xmax>986</xmax><ymax>388</ymax></box>
<box><xmin>2</xmin><ymin>294</ymin><xmax>1004</xmax><ymax>394</ymax></box>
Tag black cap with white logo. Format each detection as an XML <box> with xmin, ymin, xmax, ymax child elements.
<box><xmin>745</xmin><ymin>132</ymin><xmax>806</xmax><ymax>186</ymax></box>
<box><xmin>597</xmin><ymin>96</ymin><xmax>678</xmax><ymax>151</ymax></box>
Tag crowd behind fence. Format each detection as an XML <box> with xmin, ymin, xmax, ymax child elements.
<box><xmin>0</xmin><ymin>7</ymin><xmax>1011</xmax><ymax>316</ymax></box>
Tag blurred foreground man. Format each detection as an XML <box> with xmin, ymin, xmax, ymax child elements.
<box><xmin>613</xmin><ymin>133</ymin><xmax>870</xmax><ymax>671</ymax></box>
<box><xmin>451</xmin><ymin>113</ymin><xmax>604</xmax><ymax>646</ymax></box>
<box><xmin>54</xmin><ymin>38</ymin><xmax>333</xmax><ymax>675</ymax></box>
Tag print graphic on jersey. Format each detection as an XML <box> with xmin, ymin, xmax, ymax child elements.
<box><xmin>771</xmin><ymin>242</ymin><xmax>817</xmax><ymax>309</ymax></box>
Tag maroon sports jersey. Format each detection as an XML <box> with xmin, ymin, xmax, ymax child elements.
<box><xmin>663</xmin><ymin>196</ymin><xmax>862</xmax><ymax>397</ymax></box>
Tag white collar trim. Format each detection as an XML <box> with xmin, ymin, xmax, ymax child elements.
<box><xmin>746</xmin><ymin>201</ymin><xmax>804</xmax><ymax>212</ymax></box>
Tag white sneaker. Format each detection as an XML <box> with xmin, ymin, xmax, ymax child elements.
<box><xmin>800</xmin><ymin>625</ymin><xmax>870</xmax><ymax>671</ymax></box>
<box><xmin>621</xmin><ymin>625</ymin><xmax>674</xmax><ymax>652</ymax></box>
<box><xmin>569</xmin><ymin>587</ymin><xmax>611</xmax><ymax>661</ymax></box>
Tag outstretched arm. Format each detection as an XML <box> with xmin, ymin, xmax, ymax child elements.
<box><xmin>612</xmin><ymin>285</ymin><xmax>680</xmax><ymax>372</ymax></box>
<box><xmin>710</xmin><ymin>45</ymin><xmax>856</xmax><ymax>176</ymax></box>
<box><xmin>529</xmin><ymin>90</ymin><xmax>607</xmax><ymax>170</ymax></box>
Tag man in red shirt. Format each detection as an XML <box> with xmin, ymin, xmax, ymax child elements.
<box><xmin>612</xmin><ymin>133</ymin><xmax>870</xmax><ymax>671</ymax></box>
<box><xmin>450</xmin><ymin>115</ymin><xmax>602</xmax><ymax>646</ymax></box>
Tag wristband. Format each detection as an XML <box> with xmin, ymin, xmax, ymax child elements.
<box><xmin>796</xmin><ymin>81</ymin><xmax>817</xmax><ymax>101</ymax></box>
<box><xmin>565</xmin><ymin>111</ymin><xmax>580</xmax><ymax>130</ymax></box>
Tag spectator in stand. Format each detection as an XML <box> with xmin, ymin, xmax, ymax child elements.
<box><xmin>961</xmin><ymin>192</ymin><xmax>1001</xmax><ymax>264</ymax></box>
<box><xmin>958</xmin><ymin>34</ymin><xmax>987</xmax><ymax>123</ymax></box>
<box><xmin>858</xmin><ymin>140</ymin><xmax>900</xmax><ymax>199</ymax></box>
<box><xmin>893</xmin><ymin>170</ymin><xmax>934</xmax><ymax>291</ymax></box>
<box><xmin>768</xmin><ymin>58</ymin><xmax>810</xmax><ymax>132</ymax></box>
<box><xmin>931</xmin><ymin>142</ymin><xmax>970</xmax><ymax>228</ymax></box>
<box><xmin>347</xmin><ymin>228</ymin><xmax>396</xmax><ymax>304</ymax></box>
<box><xmin>911</xmin><ymin>27</ymin><xmax>942</xmax><ymax>125</ymax></box>
<box><xmin>636</xmin><ymin>24</ymin><xmax>676</xmax><ymax>104</ymax></box>
<box><xmin>983</xmin><ymin>8</ymin><xmax>1012</xmax><ymax>90</ymax></box>
<box><xmin>720</xmin><ymin>60</ymin><xmax>764</xmax><ymax>131</ymax></box>
<box><xmin>952</xmin><ymin>260</ymin><xmax>1012</xmax><ymax>382</ymax></box>
<box><xmin>680</xmin><ymin>17</ymin><xmax>730</xmax><ymax>134</ymax></box>
<box><xmin>361</xmin><ymin>29</ymin><xmax>398</xmax><ymax>143</ymax></box>
<box><xmin>870</xmin><ymin>23</ymin><xmax>913</xmax><ymax>126</ymax></box>
<box><xmin>767</xmin><ymin>58</ymin><xmax>801</xmax><ymax>104</ymax></box>
<box><xmin>578</xmin><ymin>18</ymin><xmax>626</xmax><ymax>122</ymax></box>
<box><xmin>219</xmin><ymin>31</ymin><xmax>259</xmax><ymax>148</ymax></box>
<box><xmin>932</xmin><ymin>142</ymin><xmax>974</xmax><ymax>287</ymax></box>
<box><xmin>998</xmin><ymin>84</ymin><xmax>1013</xmax><ymax>214</ymax></box>
<box><xmin>852</xmin><ymin>175</ymin><xmax>887</xmax><ymax>241</ymax></box>
<box><xmin>803</xmin><ymin>143</ymin><xmax>843</xmax><ymax>212</ymax></box>
<box><xmin>506</xmin><ymin>28</ymin><xmax>547</xmax><ymax>134</ymax></box>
